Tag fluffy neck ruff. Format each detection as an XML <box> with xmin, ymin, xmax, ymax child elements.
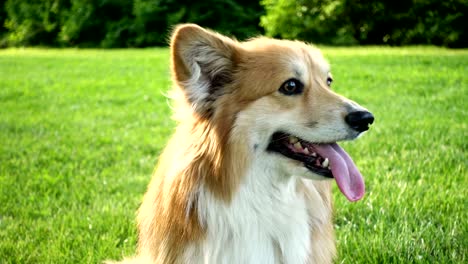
<box><xmin>137</xmin><ymin>112</ymin><xmax>334</xmax><ymax>263</ymax></box>
<box><xmin>136</xmin><ymin>104</ymin><xmax>250</xmax><ymax>261</ymax></box>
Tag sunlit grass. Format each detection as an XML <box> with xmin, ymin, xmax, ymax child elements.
<box><xmin>0</xmin><ymin>47</ymin><xmax>466</xmax><ymax>263</ymax></box>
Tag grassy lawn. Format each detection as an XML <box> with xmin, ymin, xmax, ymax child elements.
<box><xmin>0</xmin><ymin>47</ymin><xmax>466</xmax><ymax>263</ymax></box>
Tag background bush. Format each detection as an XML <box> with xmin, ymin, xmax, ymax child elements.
<box><xmin>1</xmin><ymin>0</ymin><xmax>466</xmax><ymax>47</ymax></box>
<box><xmin>261</xmin><ymin>0</ymin><xmax>468</xmax><ymax>47</ymax></box>
<box><xmin>2</xmin><ymin>0</ymin><xmax>263</xmax><ymax>47</ymax></box>
<box><xmin>131</xmin><ymin>0</ymin><xmax>263</xmax><ymax>47</ymax></box>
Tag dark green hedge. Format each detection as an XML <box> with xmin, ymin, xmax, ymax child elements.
<box><xmin>1</xmin><ymin>0</ymin><xmax>466</xmax><ymax>47</ymax></box>
<box><xmin>261</xmin><ymin>0</ymin><xmax>467</xmax><ymax>48</ymax></box>
<box><xmin>1</xmin><ymin>0</ymin><xmax>264</xmax><ymax>48</ymax></box>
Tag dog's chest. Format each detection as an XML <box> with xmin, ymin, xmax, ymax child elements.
<box><xmin>188</xmin><ymin>180</ymin><xmax>312</xmax><ymax>264</ymax></box>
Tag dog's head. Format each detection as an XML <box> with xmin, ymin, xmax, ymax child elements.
<box><xmin>170</xmin><ymin>24</ymin><xmax>374</xmax><ymax>201</ymax></box>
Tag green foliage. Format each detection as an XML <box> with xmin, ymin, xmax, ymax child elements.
<box><xmin>260</xmin><ymin>0</ymin><xmax>358</xmax><ymax>45</ymax></box>
<box><xmin>0</xmin><ymin>47</ymin><xmax>467</xmax><ymax>262</ymax></box>
<box><xmin>126</xmin><ymin>0</ymin><xmax>264</xmax><ymax>46</ymax></box>
<box><xmin>2</xmin><ymin>0</ymin><xmax>466</xmax><ymax>47</ymax></box>
<box><xmin>4</xmin><ymin>0</ymin><xmax>137</xmax><ymax>47</ymax></box>
<box><xmin>59</xmin><ymin>0</ymin><xmax>134</xmax><ymax>47</ymax></box>
<box><xmin>0</xmin><ymin>0</ymin><xmax>8</xmax><ymax>47</ymax></box>
<box><xmin>261</xmin><ymin>0</ymin><xmax>468</xmax><ymax>47</ymax></box>
<box><xmin>4</xmin><ymin>0</ymin><xmax>68</xmax><ymax>46</ymax></box>
<box><xmin>339</xmin><ymin>0</ymin><xmax>468</xmax><ymax>47</ymax></box>
<box><xmin>2</xmin><ymin>0</ymin><xmax>264</xmax><ymax>47</ymax></box>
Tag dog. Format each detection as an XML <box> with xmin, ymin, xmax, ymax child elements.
<box><xmin>110</xmin><ymin>24</ymin><xmax>374</xmax><ymax>264</ymax></box>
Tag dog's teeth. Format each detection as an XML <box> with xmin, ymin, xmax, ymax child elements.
<box><xmin>289</xmin><ymin>136</ymin><xmax>299</xmax><ymax>144</ymax></box>
<box><xmin>322</xmin><ymin>158</ymin><xmax>329</xmax><ymax>168</ymax></box>
<box><xmin>303</xmin><ymin>148</ymin><xmax>310</xmax><ymax>154</ymax></box>
<box><xmin>311</xmin><ymin>152</ymin><xmax>317</xmax><ymax>157</ymax></box>
<box><xmin>294</xmin><ymin>142</ymin><xmax>302</xmax><ymax>150</ymax></box>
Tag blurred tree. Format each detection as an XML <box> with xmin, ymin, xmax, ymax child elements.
<box><xmin>132</xmin><ymin>0</ymin><xmax>264</xmax><ymax>46</ymax></box>
<box><xmin>4</xmin><ymin>0</ymin><xmax>69</xmax><ymax>46</ymax></box>
<box><xmin>260</xmin><ymin>0</ymin><xmax>355</xmax><ymax>45</ymax></box>
<box><xmin>0</xmin><ymin>0</ymin><xmax>7</xmax><ymax>45</ymax></box>
<box><xmin>340</xmin><ymin>0</ymin><xmax>467</xmax><ymax>47</ymax></box>
<box><xmin>407</xmin><ymin>0</ymin><xmax>467</xmax><ymax>47</ymax></box>
<box><xmin>2</xmin><ymin>0</ymin><xmax>466</xmax><ymax>47</ymax></box>
<box><xmin>59</xmin><ymin>0</ymin><xmax>134</xmax><ymax>47</ymax></box>
<box><xmin>261</xmin><ymin>0</ymin><xmax>468</xmax><ymax>47</ymax></box>
<box><xmin>2</xmin><ymin>0</ymin><xmax>263</xmax><ymax>47</ymax></box>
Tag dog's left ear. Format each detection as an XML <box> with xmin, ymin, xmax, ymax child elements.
<box><xmin>170</xmin><ymin>24</ymin><xmax>239</xmax><ymax>114</ymax></box>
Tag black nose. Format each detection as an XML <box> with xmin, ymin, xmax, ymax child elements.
<box><xmin>345</xmin><ymin>111</ymin><xmax>374</xmax><ymax>132</ymax></box>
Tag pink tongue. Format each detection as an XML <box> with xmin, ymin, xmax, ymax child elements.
<box><xmin>313</xmin><ymin>143</ymin><xmax>365</xmax><ymax>201</ymax></box>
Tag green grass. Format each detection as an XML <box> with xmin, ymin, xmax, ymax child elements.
<box><xmin>0</xmin><ymin>47</ymin><xmax>466</xmax><ymax>263</ymax></box>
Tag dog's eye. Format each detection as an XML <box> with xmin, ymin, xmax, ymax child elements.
<box><xmin>279</xmin><ymin>79</ymin><xmax>304</xmax><ymax>95</ymax></box>
<box><xmin>326</xmin><ymin>77</ymin><xmax>333</xmax><ymax>86</ymax></box>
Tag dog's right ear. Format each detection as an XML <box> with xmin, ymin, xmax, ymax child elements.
<box><xmin>170</xmin><ymin>24</ymin><xmax>239</xmax><ymax>115</ymax></box>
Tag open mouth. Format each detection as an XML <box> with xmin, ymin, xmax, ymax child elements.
<box><xmin>267</xmin><ymin>132</ymin><xmax>366</xmax><ymax>202</ymax></box>
<box><xmin>267</xmin><ymin>132</ymin><xmax>333</xmax><ymax>178</ymax></box>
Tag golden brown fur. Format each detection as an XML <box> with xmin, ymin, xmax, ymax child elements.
<box><xmin>108</xmin><ymin>24</ymin><xmax>373</xmax><ymax>264</ymax></box>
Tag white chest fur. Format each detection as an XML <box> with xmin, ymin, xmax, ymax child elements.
<box><xmin>184</xmin><ymin>164</ymin><xmax>314</xmax><ymax>264</ymax></box>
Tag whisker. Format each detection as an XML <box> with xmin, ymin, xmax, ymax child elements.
<box><xmin>270</xmin><ymin>133</ymin><xmax>291</xmax><ymax>143</ymax></box>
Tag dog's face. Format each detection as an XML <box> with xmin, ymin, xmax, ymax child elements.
<box><xmin>234</xmin><ymin>39</ymin><xmax>366</xmax><ymax>178</ymax></box>
<box><xmin>171</xmin><ymin>24</ymin><xmax>373</xmax><ymax>201</ymax></box>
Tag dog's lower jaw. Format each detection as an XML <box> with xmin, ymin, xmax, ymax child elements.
<box><xmin>181</xmin><ymin>163</ymin><xmax>336</xmax><ymax>264</ymax></box>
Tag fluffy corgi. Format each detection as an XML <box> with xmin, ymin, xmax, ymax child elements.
<box><xmin>111</xmin><ymin>24</ymin><xmax>374</xmax><ymax>264</ymax></box>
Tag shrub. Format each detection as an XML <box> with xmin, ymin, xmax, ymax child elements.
<box><xmin>3</xmin><ymin>0</ymin><xmax>465</xmax><ymax>47</ymax></box>
<box><xmin>2</xmin><ymin>0</ymin><xmax>264</xmax><ymax>48</ymax></box>
<box><xmin>260</xmin><ymin>0</ymin><xmax>358</xmax><ymax>45</ymax></box>
<box><xmin>4</xmin><ymin>0</ymin><xmax>68</xmax><ymax>46</ymax></box>
<box><xmin>58</xmin><ymin>0</ymin><xmax>134</xmax><ymax>47</ymax></box>
<box><xmin>260</xmin><ymin>0</ymin><xmax>468</xmax><ymax>47</ymax></box>
<box><xmin>132</xmin><ymin>0</ymin><xmax>264</xmax><ymax>47</ymax></box>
